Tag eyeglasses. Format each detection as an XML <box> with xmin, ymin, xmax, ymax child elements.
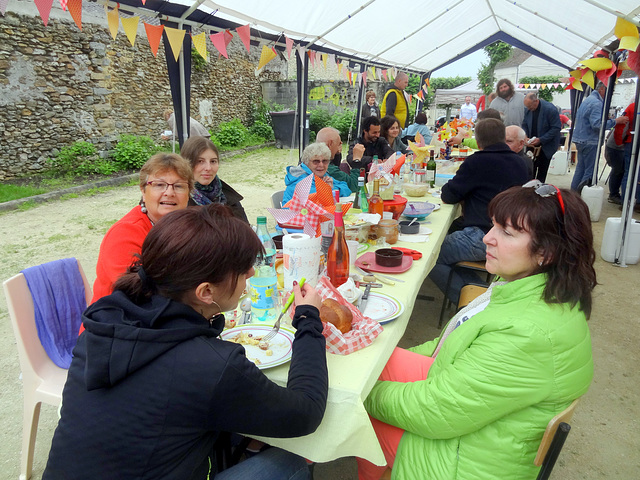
<box><xmin>146</xmin><ymin>181</ymin><xmax>189</xmax><ymax>194</ymax></box>
<box><xmin>523</xmin><ymin>180</ymin><xmax>565</xmax><ymax>215</ymax></box>
<box><xmin>311</xmin><ymin>159</ymin><xmax>330</xmax><ymax>166</ymax></box>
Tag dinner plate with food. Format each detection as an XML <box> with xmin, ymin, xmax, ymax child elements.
<box><xmin>221</xmin><ymin>325</ymin><xmax>294</xmax><ymax>369</ymax></box>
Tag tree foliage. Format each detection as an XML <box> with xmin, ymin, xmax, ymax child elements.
<box><xmin>477</xmin><ymin>41</ymin><xmax>513</xmax><ymax>95</ymax></box>
<box><xmin>422</xmin><ymin>76</ymin><xmax>472</xmax><ymax>108</ymax></box>
<box><xmin>519</xmin><ymin>75</ymin><xmax>565</xmax><ymax>102</ymax></box>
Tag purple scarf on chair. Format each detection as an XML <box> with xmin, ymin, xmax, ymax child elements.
<box><xmin>22</xmin><ymin>258</ymin><xmax>87</xmax><ymax>368</ymax></box>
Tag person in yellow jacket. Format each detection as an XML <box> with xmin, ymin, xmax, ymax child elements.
<box><xmin>380</xmin><ymin>72</ymin><xmax>410</xmax><ymax>128</ymax></box>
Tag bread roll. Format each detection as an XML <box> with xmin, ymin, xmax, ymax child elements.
<box><xmin>320</xmin><ymin>298</ymin><xmax>353</xmax><ymax>334</ymax></box>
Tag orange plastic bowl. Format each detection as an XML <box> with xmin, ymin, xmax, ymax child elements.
<box><xmin>383</xmin><ymin>195</ymin><xmax>408</xmax><ymax>220</ymax></box>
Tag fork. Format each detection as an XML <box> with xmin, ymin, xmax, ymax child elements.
<box><xmin>260</xmin><ymin>277</ymin><xmax>306</xmax><ymax>346</ymax></box>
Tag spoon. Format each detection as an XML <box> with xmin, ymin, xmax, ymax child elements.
<box><xmin>239</xmin><ymin>297</ymin><xmax>252</xmax><ymax>325</ymax></box>
<box><xmin>408</xmin><ymin>217</ymin><xmax>418</xmax><ymax>226</ymax></box>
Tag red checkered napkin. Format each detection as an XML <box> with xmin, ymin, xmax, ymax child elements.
<box><xmin>314</xmin><ymin>276</ymin><xmax>383</xmax><ymax>355</ymax></box>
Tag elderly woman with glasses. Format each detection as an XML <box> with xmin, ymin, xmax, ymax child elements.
<box><xmin>358</xmin><ymin>182</ymin><xmax>595</xmax><ymax>480</ymax></box>
<box><xmin>91</xmin><ymin>153</ymin><xmax>193</xmax><ymax>303</ymax></box>
<box><xmin>282</xmin><ymin>142</ymin><xmax>353</xmax><ymax>205</ymax></box>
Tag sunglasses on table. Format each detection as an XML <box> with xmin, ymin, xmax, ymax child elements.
<box><xmin>522</xmin><ymin>180</ymin><xmax>565</xmax><ymax>216</ymax></box>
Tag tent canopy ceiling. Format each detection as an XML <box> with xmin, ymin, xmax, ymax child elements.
<box><xmin>114</xmin><ymin>0</ymin><xmax>640</xmax><ymax>74</ymax></box>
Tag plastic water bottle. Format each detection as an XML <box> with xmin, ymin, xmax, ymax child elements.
<box><xmin>250</xmin><ymin>216</ymin><xmax>277</xmax><ymax>323</ymax></box>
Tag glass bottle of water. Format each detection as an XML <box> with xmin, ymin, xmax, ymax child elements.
<box><xmin>250</xmin><ymin>216</ymin><xmax>277</xmax><ymax>323</ymax></box>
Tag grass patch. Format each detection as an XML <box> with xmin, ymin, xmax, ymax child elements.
<box><xmin>0</xmin><ymin>184</ymin><xmax>47</xmax><ymax>202</ymax></box>
<box><xmin>17</xmin><ymin>201</ymin><xmax>38</xmax><ymax>211</ymax></box>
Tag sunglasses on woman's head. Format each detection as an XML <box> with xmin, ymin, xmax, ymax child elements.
<box><xmin>522</xmin><ymin>180</ymin><xmax>565</xmax><ymax>216</ymax></box>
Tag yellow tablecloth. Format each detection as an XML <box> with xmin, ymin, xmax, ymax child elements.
<box><xmin>249</xmin><ymin>196</ymin><xmax>459</xmax><ymax>465</ymax></box>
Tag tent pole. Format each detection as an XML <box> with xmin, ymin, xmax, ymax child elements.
<box><xmin>296</xmin><ymin>51</ymin><xmax>309</xmax><ymax>161</ymax></box>
<box><xmin>178</xmin><ymin>22</ymin><xmax>189</xmax><ymax>145</ymax></box>
<box><xmin>354</xmin><ymin>63</ymin><xmax>366</xmax><ymax>142</ymax></box>
<box><xmin>615</xmin><ymin>82</ymin><xmax>640</xmax><ymax>267</ymax></box>
<box><xmin>590</xmin><ymin>53</ymin><xmax>619</xmax><ymax>186</ymax></box>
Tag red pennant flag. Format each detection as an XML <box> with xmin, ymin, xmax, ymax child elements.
<box><xmin>382</xmin><ymin>69</ymin><xmax>388</xmax><ymax>81</ymax></box>
<box><xmin>285</xmin><ymin>35</ymin><xmax>293</xmax><ymax>59</ymax></box>
<box><xmin>144</xmin><ymin>23</ymin><xmax>164</xmax><ymax>57</ymax></box>
<box><xmin>416</xmin><ymin>90</ymin><xmax>424</xmax><ymax>100</ymax></box>
<box><xmin>34</xmin><ymin>0</ymin><xmax>54</xmax><ymax>26</ymax></box>
<box><xmin>210</xmin><ymin>31</ymin><xmax>229</xmax><ymax>58</ymax></box>
<box><xmin>59</xmin><ymin>0</ymin><xmax>68</xmax><ymax>10</ymax></box>
<box><xmin>236</xmin><ymin>24</ymin><xmax>251</xmax><ymax>52</ymax></box>
<box><xmin>67</xmin><ymin>0</ymin><xmax>82</xmax><ymax>30</ymax></box>
<box><xmin>308</xmin><ymin>50</ymin><xmax>315</xmax><ymax>67</ymax></box>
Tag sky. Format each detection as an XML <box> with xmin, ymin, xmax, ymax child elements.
<box><xmin>430</xmin><ymin>49</ymin><xmax>488</xmax><ymax>80</ymax></box>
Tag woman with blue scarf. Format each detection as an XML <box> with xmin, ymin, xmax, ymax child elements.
<box><xmin>181</xmin><ymin>137</ymin><xmax>248</xmax><ymax>223</ymax></box>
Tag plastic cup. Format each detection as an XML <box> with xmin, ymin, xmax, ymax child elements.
<box><xmin>346</xmin><ymin>240</ymin><xmax>359</xmax><ymax>265</ymax></box>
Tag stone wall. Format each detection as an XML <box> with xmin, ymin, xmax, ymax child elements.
<box><xmin>0</xmin><ymin>3</ymin><xmax>286</xmax><ymax>179</ymax></box>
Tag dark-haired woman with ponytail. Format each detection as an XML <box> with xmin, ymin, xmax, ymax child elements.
<box><xmin>358</xmin><ymin>182</ymin><xmax>595</xmax><ymax>479</ymax></box>
<box><xmin>45</xmin><ymin>204</ymin><xmax>327</xmax><ymax>480</ymax></box>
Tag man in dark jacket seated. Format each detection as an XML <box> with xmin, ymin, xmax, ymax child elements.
<box><xmin>428</xmin><ymin>118</ymin><xmax>530</xmax><ymax>305</ymax></box>
<box><xmin>346</xmin><ymin>116</ymin><xmax>395</xmax><ymax>172</ymax></box>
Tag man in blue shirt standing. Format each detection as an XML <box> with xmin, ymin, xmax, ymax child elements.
<box><xmin>571</xmin><ymin>82</ymin><xmax>628</xmax><ymax>191</ymax></box>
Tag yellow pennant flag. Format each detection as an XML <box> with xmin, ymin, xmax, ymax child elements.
<box><xmin>371</xmin><ymin>66</ymin><xmax>376</xmax><ymax>80</ymax></box>
<box><xmin>524</xmin><ymin>83</ymin><xmax>530</xmax><ymax>89</ymax></box>
<box><xmin>106</xmin><ymin>6</ymin><xmax>119</xmax><ymax>40</ymax></box>
<box><xmin>581</xmin><ymin>70</ymin><xmax>595</xmax><ymax>89</ymax></box>
<box><xmin>165</xmin><ymin>26</ymin><xmax>186</xmax><ymax>62</ymax></box>
<box><xmin>571</xmin><ymin>77</ymin><xmax>583</xmax><ymax>91</ymax></box>
<box><xmin>579</xmin><ymin>57</ymin><xmax>613</xmax><ymax>72</ymax></box>
<box><xmin>570</xmin><ymin>69</ymin><xmax>583</xmax><ymax>79</ymax></box>
<box><xmin>337</xmin><ymin>62</ymin><xmax>343</xmax><ymax>74</ymax></box>
<box><xmin>121</xmin><ymin>16</ymin><xmax>139</xmax><ymax>47</ymax></box>
<box><xmin>322</xmin><ymin>53</ymin><xmax>327</xmax><ymax>69</ymax></box>
<box><xmin>614</xmin><ymin>17</ymin><xmax>640</xmax><ymax>52</ymax></box>
<box><xmin>191</xmin><ymin>32</ymin><xmax>208</xmax><ymax>61</ymax></box>
<box><xmin>257</xmin><ymin>45</ymin><xmax>277</xmax><ymax>70</ymax></box>
<box><xmin>540</xmin><ymin>83</ymin><xmax>547</xmax><ymax>89</ymax></box>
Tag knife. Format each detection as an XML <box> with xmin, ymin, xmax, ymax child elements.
<box><xmin>359</xmin><ymin>283</ymin><xmax>372</xmax><ymax>313</ymax></box>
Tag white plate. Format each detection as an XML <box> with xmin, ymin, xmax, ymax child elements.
<box><xmin>432</xmin><ymin>203</ymin><xmax>441</xmax><ymax>211</ymax></box>
<box><xmin>361</xmin><ymin>292</ymin><xmax>404</xmax><ymax>324</ymax></box>
<box><xmin>419</xmin><ymin>226</ymin><xmax>433</xmax><ymax>235</ymax></box>
<box><xmin>220</xmin><ymin>325</ymin><xmax>294</xmax><ymax>369</ymax></box>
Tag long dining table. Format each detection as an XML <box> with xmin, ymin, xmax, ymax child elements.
<box><xmin>249</xmin><ymin>195</ymin><xmax>459</xmax><ymax>466</ymax></box>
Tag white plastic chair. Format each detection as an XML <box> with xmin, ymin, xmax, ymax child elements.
<box><xmin>271</xmin><ymin>190</ymin><xmax>285</xmax><ymax>208</ymax></box>
<box><xmin>3</xmin><ymin>259</ymin><xmax>92</xmax><ymax>480</ymax></box>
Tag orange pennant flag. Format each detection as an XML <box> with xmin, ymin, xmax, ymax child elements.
<box><xmin>425</xmin><ymin>78</ymin><xmax>430</xmax><ymax>88</ymax></box>
<box><xmin>192</xmin><ymin>32</ymin><xmax>208</xmax><ymax>61</ymax></box>
<box><xmin>121</xmin><ymin>16</ymin><xmax>139</xmax><ymax>47</ymax></box>
<box><xmin>34</xmin><ymin>0</ymin><xmax>54</xmax><ymax>26</ymax></box>
<box><xmin>164</xmin><ymin>26</ymin><xmax>186</xmax><ymax>62</ymax></box>
<box><xmin>236</xmin><ymin>24</ymin><xmax>251</xmax><ymax>52</ymax></box>
<box><xmin>67</xmin><ymin>0</ymin><xmax>82</xmax><ymax>30</ymax></box>
<box><xmin>106</xmin><ymin>5</ymin><xmax>119</xmax><ymax>40</ymax></box>
<box><xmin>144</xmin><ymin>23</ymin><xmax>164</xmax><ymax>57</ymax></box>
<box><xmin>257</xmin><ymin>44</ymin><xmax>277</xmax><ymax>70</ymax></box>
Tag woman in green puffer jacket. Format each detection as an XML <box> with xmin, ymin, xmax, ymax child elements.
<box><xmin>359</xmin><ymin>181</ymin><xmax>596</xmax><ymax>480</ymax></box>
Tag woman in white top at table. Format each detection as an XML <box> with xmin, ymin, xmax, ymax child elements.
<box><xmin>358</xmin><ymin>182</ymin><xmax>595</xmax><ymax>479</ymax></box>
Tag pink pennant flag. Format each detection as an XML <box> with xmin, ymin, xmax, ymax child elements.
<box><xmin>210</xmin><ymin>31</ymin><xmax>229</xmax><ymax>58</ymax></box>
<box><xmin>236</xmin><ymin>24</ymin><xmax>251</xmax><ymax>52</ymax></box>
<box><xmin>308</xmin><ymin>50</ymin><xmax>315</xmax><ymax>68</ymax></box>
<box><xmin>382</xmin><ymin>69</ymin><xmax>388</xmax><ymax>81</ymax></box>
<box><xmin>285</xmin><ymin>35</ymin><xmax>293</xmax><ymax>59</ymax></box>
<box><xmin>314</xmin><ymin>51</ymin><xmax>321</xmax><ymax>67</ymax></box>
<box><xmin>362</xmin><ymin>71</ymin><xmax>367</xmax><ymax>87</ymax></box>
<box><xmin>0</xmin><ymin>0</ymin><xmax>8</xmax><ymax>15</ymax></box>
<box><xmin>34</xmin><ymin>0</ymin><xmax>54</xmax><ymax>26</ymax></box>
<box><xmin>59</xmin><ymin>0</ymin><xmax>68</xmax><ymax>11</ymax></box>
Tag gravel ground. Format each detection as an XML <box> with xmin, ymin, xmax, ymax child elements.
<box><xmin>0</xmin><ymin>149</ymin><xmax>638</xmax><ymax>479</ymax></box>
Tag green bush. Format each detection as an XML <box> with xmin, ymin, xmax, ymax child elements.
<box><xmin>249</xmin><ymin>120</ymin><xmax>274</xmax><ymax>141</ymax></box>
<box><xmin>45</xmin><ymin>141</ymin><xmax>119</xmax><ymax>176</ymax></box>
<box><xmin>213</xmin><ymin>119</ymin><xmax>249</xmax><ymax>147</ymax></box>
<box><xmin>309</xmin><ymin>108</ymin><xmax>332</xmax><ymax>133</ymax></box>
<box><xmin>329</xmin><ymin>109</ymin><xmax>356</xmax><ymax>140</ymax></box>
<box><xmin>309</xmin><ymin>131</ymin><xmax>317</xmax><ymax>143</ymax></box>
<box><xmin>113</xmin><ymin>135</ymin><xmax>163</xmax><ymax>170</ymax></box>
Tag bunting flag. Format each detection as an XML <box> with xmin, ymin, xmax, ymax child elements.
<box><xmin>191</xmin><ymin>32</ymin><xmax>208</xmax><ymax>61</ymax></box>
<box><xmin>236</xmin><ymin>24</ymin><xmax>251</xmax><ymax>52</ymax></box>
<box><xmin>67</xmin><ymin>0</ymin><xmax>81</xmax><ymax>30</ymax></box>
<box><xmin>362</xmin><ymin>71</ymin><xmax>367</xmax><ymax>87</ymax></box>
<box><xmin>59</xmin><ymin>0</ymin><xmax>68</xmax><ymax>11</ymax></box>
<box><xmin>34</xmin><ymin>0</ymin><xmax>54</xmax><ymax>26</ymax></box>
<box><xmin>422</xmin><ymin>84</ymin><xmax>428</xmax><ymax>94</ymax></box>
<box><xmin>337</xmin><ymin>61</ymin><xmax>343</xmax><ymax>74</ymax></box>
<box><xmin>144</xmin><ymin>23</ymin><xmax>164</xmax><ymax>57</ymax></box>
<box><xmin>425</xmin><ymin>78</ymin><xmax>430</xmax><ymax>87</ymax></box>
<box><xmin>356</xmin><ymin>72</ymin><xmax>362</xmax><ymax>87</ymax></box>
<box><xmin>121</xmin><ymin>16</ymin><xmax>139</xmax><ymax>47</ymax></box>
<box><xmin>408</xmin><ymin>94</ymin><xmax>412</xmax><ymax>103</ymax></box>
<box><xmin>257</xmin><ymin>44</ymin><xmax>277</xmax><ymax>70</ymax></box>
<box><xmin>371</xmin><ymin>66</ymin><xmax>376</xmax><ymax>80</ymax></box>
<box><xmin>314</xmin><ymin>50</ymin><xmax>321</xmax><ymax>67</ymax></box>
<box><xmin>382</xmin><ymin>69</ymin><xmax>388</xmax><ymax>81</ymax></box>
<box><xmin>164</xmin><ymin>26</ymin><xmax>186</xmax><ymax>62</ymax></box>
<box><xmin>582</xmin><ymin>70</ymin><xmax>595</xmax><ymax>89</ymax></box>
<box><xmin>615</xmin><ymin>17</ymin><xmax>640</xmax><ymax>52</ymax></box>
<box><xmin>106</xmin><ymin>6</ymin><xmax>119</xmax><ymax>40</ymax></box>
<box><xmin>347</xmin><ymin>70</ymin><xmax>352</xmax><ymax>85</ymax></box>
<box><xmin>307</xmin><ymin>50</ymin><xmax>315</xmax><ymax>67</ymax></box>
<box><xmin>322</xmin><ymin>53</ymin><xmax>327</xmax><ymax>70</ymax></box>
<box><xmin>285</xmin><ymin>35</ymin><xmax>293</xmax><ymax>59</ymax></box>
<box><xmin>328</xmin><ymin>53</ymin><xmax>335</xmax><ymax>68</ymax></box>
<box><xmin>296</xmin><ymin>45</ymin><xmax>306</xmax><ymax>65</ymax></box>
<box><xmin>210</xmin><ymin>31</ymin><xmax>229</xmax><ymax>58</ymax></box>
<box><xmin>416</xmin><ymin>90</ymin><xmax>424</xmax><ymax>100</ymax></box>
<box><xmin>1</xmin><ymin>0</ymin><xmax>8</xmax><ymax>15</ymax></box>
<box><xmin>141</xmin><ymin>0</ymin><xmax>146</xmax><ymax>4</ymax></box>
